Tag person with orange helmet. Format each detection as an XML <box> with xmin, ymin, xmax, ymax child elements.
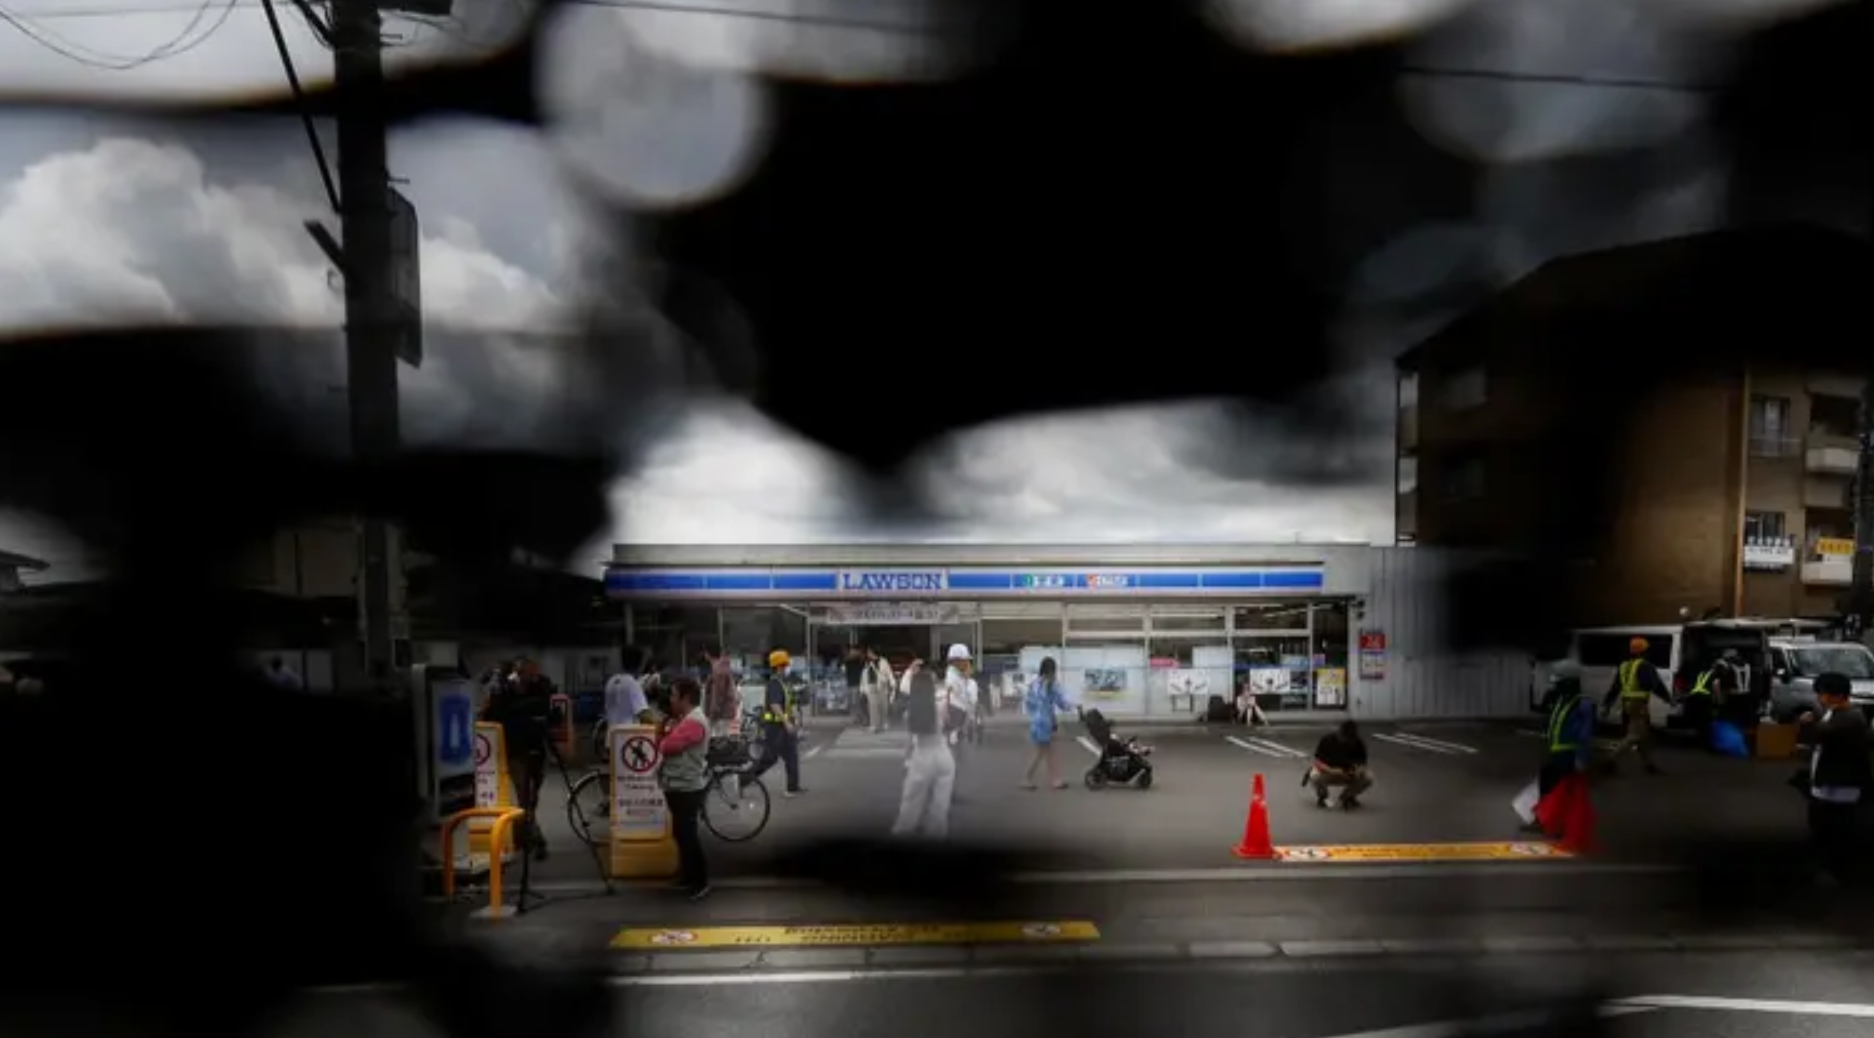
<box><xmin>1601</xmin><ymin>635</ymin><xmax>1670</xmax><ymax>775</ymax></box>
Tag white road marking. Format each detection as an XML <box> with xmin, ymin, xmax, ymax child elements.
<box><xmin>1076</xmin><ymin>735</ymin><xmax>1103</xmax><ymax>757</ymax></box>
<box><xmin>1297</xmin><ymin>1005</ymin><xmax>1659</xmax><ymax>1038</ymax></box>
<box><xmin>1613</xmin><ymin>995</ymin><xmax>1874</xmax><ymax>1018</ymax></box>
<box><xmin>1227</xmin><ymin>735</ymin><xmax>1308</xmax><ymax>759</ymax></box>
<box><xmin>1390</xmin><ymin>731</ymin><xmax>1480</xmax><ymax>754</ymax></box>
<box><xmin>1372</xmin><ymin>732</ymin><xmax>1472</xmax><ymax>756</ymax></box>
<box><xmin>805</xmin><ymin>743</ymin><xmax>826</xmax><ymax>758</ymax></box>
<box><xmin>518</xmin><ymin>862</ymin><xmax>1682</xmax><ymax>897</ymax></box>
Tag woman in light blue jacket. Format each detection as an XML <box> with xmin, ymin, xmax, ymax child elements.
<box><xmin>1022</xmin><ymin>657</ymin><xmax>1072</xmax><ymax>790</ymax></box>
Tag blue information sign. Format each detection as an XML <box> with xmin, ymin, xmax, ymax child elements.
<box><xmin>437</xmin><ymin>687</ymin><xmax>474</xmax><ymax>767</ymax></box>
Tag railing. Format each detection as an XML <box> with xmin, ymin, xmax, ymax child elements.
<box><xmin>441</xmin><ymin>806</ymin><xmax>528</xmax><ymax>918</ymax></box>
<box><xmin>1748</xmin><ymin>435</ymin><xmax>1802</xmax><ymax>459</ymax></box>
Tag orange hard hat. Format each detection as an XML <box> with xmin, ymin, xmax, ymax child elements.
<box><xmin>1629</xmin><ymin>636</ymin><xmax>1650</xmax><ymax>655</ymax></box>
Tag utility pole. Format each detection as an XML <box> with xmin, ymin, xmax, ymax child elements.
<box><xmin>1852</xmin><ymin>378</ymin><xmax>1874</xmax><ymax>639</ymax></box>
<box><xmin>332</xmin><ymin>0</ymin><xmax>402</xmax><ymax>683</ymax></box>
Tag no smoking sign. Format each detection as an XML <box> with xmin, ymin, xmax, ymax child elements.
<box><xmin>473</xmin><ymin>732</ymin><xmax>493</xmax><ymax>767</ymax></box>
<box><xmin>621</xmin><ymin>735</ymin><xmax>660</xmax><ymax>774</ymax></box>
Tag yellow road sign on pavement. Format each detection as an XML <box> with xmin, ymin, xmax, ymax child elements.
<box><xmin>612</xmin><ymin>920</ymin><xmax>1101</xmax><ymax>950</ymax></box>
<box><xmin>1277</xmin><ymin>842</ymin><xmax>1573</xmax><ymax>863</ymax></box>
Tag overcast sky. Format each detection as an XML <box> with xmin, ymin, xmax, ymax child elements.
<box><xmin>0</xmin><ymin>0</ymin><xmax>1859</xmax><ymax>579</ymax></box>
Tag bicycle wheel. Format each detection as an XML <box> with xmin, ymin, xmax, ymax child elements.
<box><xmin>702</xmin><ymin>770</ymin><xmax>771</xmax><ymax>842</ymax></box>
<box><xmin>565</xmin><ymin>769</ymin><xmax>610</xmax><ymax>849</ymax></box>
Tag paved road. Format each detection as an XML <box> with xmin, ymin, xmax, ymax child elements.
<box><xmin>285</xmin><ymin>950</ymin><xmax>1874</xmax><ymax>1038</ymax></box>
<box><xmin>513</xmin><ymin>717</ymin><xmax>1810</xmax><ymax>886</ymax></box>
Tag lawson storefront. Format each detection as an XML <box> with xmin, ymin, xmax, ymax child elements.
<box><xmin>604</xmin><ymin>543</ymin><xmax>1379</xmax><ymax>719</ymax></box>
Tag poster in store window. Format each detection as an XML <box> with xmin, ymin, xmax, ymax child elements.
<box><xmin>1358</xmin><ymin>629</ymin><xmax>1387</xmax><ymax>681</ymax></box>
<box><xmin>1314</xmin><ymin>668</ymin><xmax>1347</xmax><ymax>708</ymax></box>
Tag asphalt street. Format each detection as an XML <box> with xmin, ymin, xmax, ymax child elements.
<box><xmin>283</xmin><ymin>950</ymin><xmax>1874</xmax><ymax>1038</ymax></box>
<box><xmin>515</xmin><ymin>716</ymin><xmax>1810</xmax><ymax>885</ymax></box>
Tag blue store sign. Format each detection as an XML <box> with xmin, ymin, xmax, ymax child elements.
<box><xmin>607</xmin><ymin>566</ymin><xmax>1325</xmax><ymax>597</ymax></box>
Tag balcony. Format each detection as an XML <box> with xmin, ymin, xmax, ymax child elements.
<box><xmin>1742</xmin><ymin>537</ymin><xmax>1796</xmax><ymax>572</ymax></box>
<box><xmin>1802</xmin><ymin>555</ymin><xmax>1853</xmax><ymax>586</ymax></box>
<box><xmin>1805</xmin><ymin>435</ymin><xmax>1858</xmax><ymax>475</ymax></box>
<box><xmin>1398</xmin><ymin>405</ymin><xmax>1418</xmax><ymax>453</ymax></box>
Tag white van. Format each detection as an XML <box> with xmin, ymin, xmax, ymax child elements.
<box><xmin>1766</xmin><ymin>637</ymin><xmax>1874</xmax><ymax>723</ymax></box>
<box><xmin>1534</xmin><ymin>621</ymin><xmax>1772</xmax><ymax>728</ymax></box>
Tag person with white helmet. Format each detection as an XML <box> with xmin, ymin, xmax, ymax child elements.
<box><xmin>941</xmin><ymin>643</ymin><xmax>977</xmax><ymax>748</ymax></box>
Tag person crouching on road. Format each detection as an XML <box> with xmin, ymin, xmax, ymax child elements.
<box><xmin>893</xmin><ymin>665</ymin><xmax>956</xmax><ymax>838</ymax></box>
<box><xmin>656</xmin><ymin>677</ymin><xmax>713</xmax><ymax>900</ymax></box>
<box><xmin>1022</xmin><ymin>657</ymin><xmax>1072</xmax><ymax>790</ymax></box>
<box><xmin>749</xmin><ymin>649</ymin><xmax>807</xmax><ymax>797</ymax></box>
<box><xmin>1310</xmin><ymin>720</ymin><xmax>1373</xmax><ymax>809</ymax></box>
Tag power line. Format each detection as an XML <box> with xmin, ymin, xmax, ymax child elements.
<box><xmin>5</xmin><ymin>0</ymin><xmax>1720</xmax><ymax>90</ymax></box>
<box><xmin>0</xmin><ymin>0</ymin><xmax>242</xmax><ymax>70</ymax></box>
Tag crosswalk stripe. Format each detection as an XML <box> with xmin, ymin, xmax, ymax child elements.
<box><xmin>1226</xmin><ymin>735</ymin><xmax>1308</xmax><ymax>759</ymax></box>
<box><xmin>1373</xmin><ymin>732</ymin><xmax>1469</xmax><ymax>755</ymax></box>
<box><xmin>1390</xmin><ymin>731</ymin><xmax>1479</xmax><ymax>754</ymax></box>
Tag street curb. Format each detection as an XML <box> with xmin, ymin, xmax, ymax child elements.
<box><xmin>610</xmin><ymin>931</ymin><xmax>1869</xmax><ymax>975</ymax></box>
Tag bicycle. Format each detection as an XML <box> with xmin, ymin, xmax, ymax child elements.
<box><xmin>564</xmin><ymin>742</ymin><xmax>773</xmax><ymax>847</ymax></box>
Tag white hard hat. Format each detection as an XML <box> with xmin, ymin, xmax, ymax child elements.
<box><xmin>946</xmin><ymin>643</ymin><xmax>972</xmax><ymax>662</ymax></box>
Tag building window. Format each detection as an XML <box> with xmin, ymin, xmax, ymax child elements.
<box><xmin>1398</xmin><ymin>372</ymin><xmax>1419</xmax><ymax>409</ymax></box>
<box><xmin>1443</xmin><ymin>456</ymin><xmax>1485</xmax><ymax>501</ymax></box>
<box><xmin>1744</xmin><ymin>510</ymin><xmax>1786</xmax><ymax>543</ymax></box>
<box><xmin>1748</xmin><ymin>395</ymin><xmax>1794</xmax><ymax>457</ymax></box>
<box><xmin>1809</xmin><ymin>394</ymin><xmax>1859</xmax><ymax>441</ymax></box>
<box><xmin>1439</xmin><ymin>366</ymin><xmax>1486</xmax><ymax>411</ymax></box>
<box><xmin>1398</xmin><ymin>455</ymin><xmax>1419</xmax><ymax>495</ymax></box>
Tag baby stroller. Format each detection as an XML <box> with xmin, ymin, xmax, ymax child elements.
<box><xmin>1081</xmin><ymin>708</ymin><xmax>1154</xmax><ymax>789</ymax></box>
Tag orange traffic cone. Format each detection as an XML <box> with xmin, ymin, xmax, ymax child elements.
<box><xmin>1232</xmin><ymin>772</ymin><xmax>1278</xmax><ymax>860</ymax></box>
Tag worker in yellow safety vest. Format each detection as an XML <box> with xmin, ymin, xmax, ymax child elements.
<box><xmin>1683</xmin><ymin>649</ymin><xmax>1740</xmax><ymax>751</ymax></box>
<box><xmin>749</xmin><ymin>649</ymin><xmax>807</xmax><ymax>796</ymax></box>
<box><xmin>1601</xmin><ymin>636</ymin><xmax>1670</xmax><ymax>776</ymax></box>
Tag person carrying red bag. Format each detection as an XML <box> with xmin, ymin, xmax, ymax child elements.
<box><xmin>1524</xmin><ymin>662</ymin><xmax>1597</xmax><ymax>848</ymax></box>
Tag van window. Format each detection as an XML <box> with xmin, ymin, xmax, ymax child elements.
<box><xmin>1577</xmin><ymin>633</ymin><xmax>1673</xmax><ymax>669</ymax></box>
<box><xmin>1683</xmin><ymin>626</ymin><xmax>1769</xmax><ymax>672</ymax></box>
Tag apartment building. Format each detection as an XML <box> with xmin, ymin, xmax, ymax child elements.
<box><xmin>1395</xmin><ymin>226</ymin><xmax>1874</xmax><ymax>628</ymax></box>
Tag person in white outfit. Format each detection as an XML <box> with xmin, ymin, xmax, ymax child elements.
<box><xmin>862</xmin><ymin>647</ymin><xmax>896</xmax><ymax>734</ymax></box>
<box><xmin>941</xmin><ymin>643</ymin><xmax>977</xmax><ymax>747</ymax></box>
<box><xmin>891</xmin><ymin>664</ymin><xmax>955</xmax><ymax>839</ymax></box>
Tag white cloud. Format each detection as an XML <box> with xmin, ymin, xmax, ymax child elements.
<box><xmin>603</xmin><ymin>396</ymin><xmax>1394</xmax><ymax>554</ymax></box>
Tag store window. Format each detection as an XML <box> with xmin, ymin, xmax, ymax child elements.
<box><xmin>1230</xmin><ymin>600</ymin><xmax>1351</xmax><ymax>713</ymax></box>
<box><xmin>720</xmin><ymin>606</ymin><xmax>806</xmax><ymax>677</ymax></box>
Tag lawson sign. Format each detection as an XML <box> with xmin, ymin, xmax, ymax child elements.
<box><xmin>840</xmin><ymin>570</ymin><xmax>947</xmax><ymax>593</ymax></box>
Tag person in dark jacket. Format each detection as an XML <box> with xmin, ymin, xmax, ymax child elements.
<box><xmin>1310</xmin><ymin>720</ymin><xmax>1372</xmax><ymax>809</ymax></box>
<box><xmin>1797</xmin><ymin>672</ymin><xmax>1872</xmax><ymax>885</ymax></box>
<box><xmin>480</xmin><ymin>656</ymin><xmax>554</xmax><ymax>860</ymax></box>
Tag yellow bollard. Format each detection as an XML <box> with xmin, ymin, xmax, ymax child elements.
<box><xmin>442</xmin><ymin>806</ymin><xmax>527</xmax><ymax>919</ymax></box>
